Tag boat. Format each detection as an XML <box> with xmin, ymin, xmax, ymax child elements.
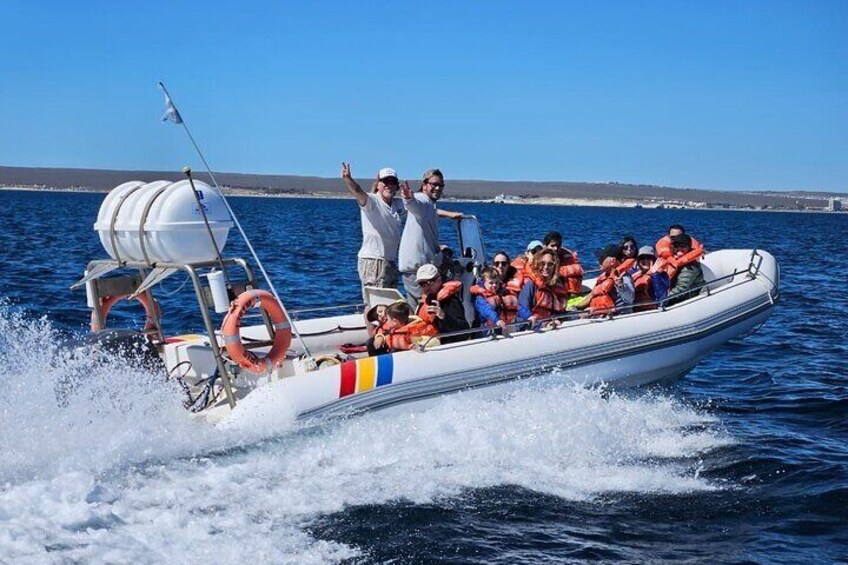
<box><xmin>73</xmin><ymin>178</ymin><xmax>780</xmax><ymax>426</ymax></box>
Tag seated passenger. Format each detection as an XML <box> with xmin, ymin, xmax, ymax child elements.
<box><xmin>665</xmin><ymin>234</ymin><xmax>706</xmax><ymax>305</ymax></box>
<box><xmin>656</xmin><ymin>224</ymin><xmax>704</xmax><ymax>263</ymax></box>
<box><xmin>365</xmin><ymin>303</ymin><xmax>389</xmax><ymax>338</ymax></box>
<box><xmin>415</xmin><ymin>263</ymin><xmax>470</xmax><ymax>343</ymax></box>
<box><xmin>471</xmin><ymin>267</ymin><xmax>518</xmax><ymax>334</ymax></box>
<box><xmin>631</xmin><ymin>246</ymin><xmax>668</xmax><ymax>311</ymax></box>
<box><xmin>576</xmin><ymin>244</ymin><xmax>635</xmax><ymax>317</ymax></box>
<box><xmin>438</xmin><ymin>244</ymin><xmax>464</xmax><ymax>281</ymax></box>
<box><xmin>491</xmin><ymin>250</ymin><xmax>524</xmax><ymax>295</ymax></box>
<box><xmin>543</xmin><ymin>230</ymin><xmax>583</xmax><ymax>297</ymax></box>
<box><xmin>512</xmin><ymin>240</ymin><xmax>544</xmax><ymax>278</ymax></box>
<box><xmin>372</xmin><ymin>301</ymin><xmax>439</xmax><ymax>353</ymax></box>
<box><xmin>517</xmin><ymin>249</ymin><xmax>570</xmax><ymax>327</ymax></box>
<box><xmin>617</xmin><ymin>235</ymin><xmax>639</xmax><ymax>275</ymax></box>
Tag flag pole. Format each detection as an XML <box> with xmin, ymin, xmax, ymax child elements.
<box><xmin>158</xmin><ymin>81</ymin><xmax>315</xmax><ymax>364</ymax></box>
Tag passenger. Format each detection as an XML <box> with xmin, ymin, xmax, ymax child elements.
<box><xmin>665</xmin><ymin>234</ymin><xmax>706</xmax><ymax>305</ymax></box>
<box><xmin>438</xmin><ymin>244</ymin><xmax>463</xmax><ymax>281</ymax></box>
<box><xmin>656</xmin><ymin>224</ymin><xmax>704</xmax><ymax>262</ymax></box>
<box><xmin>372</xmin><ymin>302</ymin><xmax>439</xmax><ymax>353</ymax></box>
<box><xmin>414</xmin><ymin>263</ymin><xmax>470</xmax><ymax>343</ymax></box>
<box><xmin>399</xmin><ymin>169</ymin><xmax>464</xmax><ymax>309</ymax></box>
<box><xmin>617</xmin><ymin>235</ymin><xmax>639</xmax><ymax>275</ymax></box>
<box><xmin>512</xmin><ymin>240</ymin><xmax>544</xmax><ymax>278</ymax></box>
<box><xmin>543</xmin><ymin>231</ymin><xmax>584</xmax><ymax>298</ymax></box>
<box><xmin>517</xmin><ymin>249</ymin><xmax>570</xmax><ymax>327</ymax></box>
<box><xmin>365</xmin><ymin>303</ymin><xmax>389</xmax><ymax>337</ymax></box>
<box><xmin>632</xmin><ymin>246</ymin><xmax>663</xmax><ymax>311</ymax></box>
<box><xmin>492</xmin><ymin>250</ymin><xmax>524</xmax><ymax>296</ymax></box>
<box><xmin>576</xmin><ymin>244</ymin><xmax>635</xmax><ymax>316</ymax></box>
<box><xmin>341</xmin><ymin>163</ymin><xmax>405</xmax><ymax>299</ymax></box>
<box><xmin>470</xmin><ymin>267</ymin><xmax>518</xmax><ymax>334</ymax></box>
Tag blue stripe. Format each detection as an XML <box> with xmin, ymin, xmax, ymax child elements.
<box><xmin>376</xmin><ymin>354</ymin><xmax>393</xmax><ymax>386</ymax></box>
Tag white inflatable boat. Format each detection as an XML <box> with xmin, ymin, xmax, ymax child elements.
<box><xmin>74</xmin><ymin>179</ymin><xmax>780</xmax><ymax>426</ymax></box>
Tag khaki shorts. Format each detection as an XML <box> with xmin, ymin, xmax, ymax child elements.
<box><xmin>358</xmin><ymin>257</ymin><xmax>399</xmax><ymax>297</ymax></box>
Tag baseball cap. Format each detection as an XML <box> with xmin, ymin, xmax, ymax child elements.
<box><xmin>378</xmin><ymin>167</ymin><xmax>398</xmax><ymax>180</ymax></box>
<box><xmin>527</xmin><ymin>240</ymin><xmax>544</xmax><ymax>252</ymax></box>
<box><xmin>415</xmin><ymin>263</ymin><xmax>440</xmax><ymax>283</ymax></box>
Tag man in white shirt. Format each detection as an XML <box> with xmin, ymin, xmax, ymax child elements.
<box><xmin>341</xmin><ymin>163</ymin><xmax>406</xmax><ymax>298</ymax></box>
<box><xmin>398</xmin><ymin>168</ymin><xmax>463</xmax><ymax>308</ymax></box>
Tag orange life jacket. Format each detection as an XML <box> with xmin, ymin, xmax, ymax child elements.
<box><xmin>504</xmin><ymin>271</ymin><xmax>525</xmax><ymax>295</ymax></box>
<box><xmin>383</xmin><ymin>317</ymin><xmax>439</xmax><ymax>351</ymax></box>
<box><xmin>654</xmin><ymin>237</ymin><xmax>704</xmax><ymax>280</ymax></box>
<box><xmin>470</xmin><ymin>284</ymin><xmax>519</xmax><ymax>324</ymax></box>
<box><xmin>529</xmin><ymin>274</ymin><xmax>570</xmax><ymax>319</ymax></box>
<box><xmin>632</xmin><ymin>270</ymin><xmax>657</xmax><ymax>311</ymax></box>
<box><xmin>656</xmin><ymin>235</ymin><xmax>704</xmax><ymax>260</ymax></box>
<box><xmin>616</xmin><ymin>257</ymin><xmax>636</xmax><ymax>277</ymax></box>
<box><xmin>557</xmin><ymin>248</ymin><xmax>584</xmax><ymax>295</ymax></box>
<box><xmin>416</xmin><ymin>280</ymin><xmax>463</xmax><ymax>325</ymax></box>
<box><xmin>589</xmin><ymin>271</ymin><xmax>618</xmax><ymax>316</ymax></box>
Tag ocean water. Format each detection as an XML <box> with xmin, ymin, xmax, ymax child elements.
<box><xmin>0</xmin><ymin>189</ymin><xmax>845</xmax><ymax>564</ymax></box>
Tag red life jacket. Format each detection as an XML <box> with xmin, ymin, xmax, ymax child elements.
<box><xmin>416</xmin><ymin>280</ymin><xmax>463</xmax><ymax>325</ymax></box>
<box><xmin>557</xmin><ymin>249</ymin><xmax>584</xmax><ymax>295</ymax></box>
<box><xmin>632</xmin><ymin>270</ymin><xmax>657</xmax><ymax>311</ymax></box>
<box><xmin>654</xmin><ymin>238</ymin><xmax>704</xmax><ymax>280</ymax></box>
<box><xmin>470</xmin><ymin>284</ymin><xmax>519</xmax><ymax>324</ymax></box>
<box><xmin>656</xmin><ymin>235</ymin><xmax>704</xmax><ymax>260</ymax></box>
<box><xmin>589</xmin><ymin>271</ymin><xmax>618</xmax><ymax>316</ymax></box>
<box><xmin>383</xmin><ymin>317</ymin><xmax>439</xmax><ymax>351</ymax></box>
<box><xmin>529</xmin><ymin>274</ymin><xmax>569</xmax><ymax>319</ymax></box>
<box><xmin>616</xmin><ymin>257</ymin><xmax>636</xmax><ymax>277</ymax></box>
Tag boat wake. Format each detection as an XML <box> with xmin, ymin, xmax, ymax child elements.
<box><xmin>0</xmin><ymin>306</ymin><xmax>734</xmax><ymax>563</ymax></box>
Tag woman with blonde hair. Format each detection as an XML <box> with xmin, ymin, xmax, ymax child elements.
<box><xmin>517</xmin><ymin>249</ymin><xmax>570</xmax><ymax>327</ymax></box>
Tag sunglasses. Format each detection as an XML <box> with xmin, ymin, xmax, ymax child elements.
<box><xmin>418</xmin><ymin>276</ymin><xmax>440</xmax><ymax>287</ymax></box>
<box><xmin>426</xmin><ymin>181</ymin><xmax>445</xmax><ymax>188</ymax></box>
<box><xmin>493</xmin><ymin>261</ymin><xmax>509</xmax><ymax>266</ymax></box>
<box><xmin>539</xmin><ymin>261</ymin><xmax>557</xmax><ymax>268</ymax></box>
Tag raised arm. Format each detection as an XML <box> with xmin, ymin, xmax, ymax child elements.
<box><xmin>437</xmin><ymin>209</ymin><xmax>464</xmax><ymax>220</ymax></box>
<box><xmin>341</xmin><ymin>162</ymin><xmax>368</xmax><ymax>207</ymax></box>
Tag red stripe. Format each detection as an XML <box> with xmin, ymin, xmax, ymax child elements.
<box><xmin>339</xmin><ymin>361</ymin><xmax>357</xmax><ymax>397</ymax></box>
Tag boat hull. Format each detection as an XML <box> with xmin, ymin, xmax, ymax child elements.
<box><xmin>220</xmin><ymin>250</ymin><xmax>777</xmax><ymax>426</ymax></box>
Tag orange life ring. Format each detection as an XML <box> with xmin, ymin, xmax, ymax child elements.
<box><xmin>91</xmin><ymin>293</ymin><xmax>159</xmax><ymax>333</ymax></box>
<box><xmin>221</xmin><ymin>289</ymin><xmax>292</xmax><ymax>374</ymax></box>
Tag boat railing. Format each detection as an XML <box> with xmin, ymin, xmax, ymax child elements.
<box><xmin>415</xmin><ymin>250</ymin><xmax>772</xmax><ymax>351</ymax></box>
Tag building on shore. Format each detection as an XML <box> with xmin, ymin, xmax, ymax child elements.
<box><xmin>827</xmin><ymin>198</ymin><xmax>842</xmax><ymax>212</ymax></box>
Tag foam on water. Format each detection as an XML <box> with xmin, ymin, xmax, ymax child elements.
<box><xmin>0</xmin><ymin>306</ymin><xmax>733</xmax><ymax>563</ymax></box>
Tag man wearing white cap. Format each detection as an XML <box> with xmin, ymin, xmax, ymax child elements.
<box><xmin>399</xmin><ymin>168</ymin><xmax>463</xmax><ymax>308</ymax></box>
<box><xmin>341</xmin><ymin>163</ymin><xmax>406</xmax><ymax>297</ymax></box>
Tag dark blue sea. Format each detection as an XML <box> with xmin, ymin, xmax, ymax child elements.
<box><xmin>0</xmin><ymin>189</ymin><xmax>845</xmax><ymax>564</ymax></box>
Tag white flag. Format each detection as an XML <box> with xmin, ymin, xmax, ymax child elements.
<box><xmin>160</xmin><ymin>83</ymin><xmax>183</xmax><ymax>124</ymax></box>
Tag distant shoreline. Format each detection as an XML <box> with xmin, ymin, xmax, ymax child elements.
<box><xmin>2</xmin><ymin>185</ymin><xmax>844</xmax><ymax>215</ymax></box>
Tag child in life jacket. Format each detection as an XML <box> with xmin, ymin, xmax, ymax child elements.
<box><xmin>470</xmin><ymin>267</ymin><xmax>519</xmax><ymax>335</ymax></box>
<box><xmin>575</xmin><ymin>244</ymin><xmax>635</xmax><ymax>317</ymax></box>
<box><xmin>371</xmin><ymin>301</ymin><xmax>439</xmax><ymax>353</ymax></box>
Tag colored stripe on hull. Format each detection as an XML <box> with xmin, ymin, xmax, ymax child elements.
<box><xmin>338</xmin><ymin>354</ymin><xmax>395</xmax><ymax>398</ymax></box>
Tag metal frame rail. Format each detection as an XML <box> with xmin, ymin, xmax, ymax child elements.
<box><xmin>84</xmin><ymin>256</ymin><xmax>266</xmax><ymax>409</ymax></box>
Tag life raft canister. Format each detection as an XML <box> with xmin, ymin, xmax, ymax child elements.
<box><xmin>221</xmin><ymin>289</ymin><xmax>292</xmax><ymax>374</ymax></box>
<box><xmin>91</xmin><ymin>293</ymin><xmax>160</xmax><ymax>333</ymax></box>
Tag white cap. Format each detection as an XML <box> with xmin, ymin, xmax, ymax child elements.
<box><xmin>378</xmin><ymin>167</ymin><xmax>398</xmax><ymax>180</ymax></box>
<box><xmin>415</xmin><ymin>263</ymin><xmax>440</xmax><ymax>283</ymax></box>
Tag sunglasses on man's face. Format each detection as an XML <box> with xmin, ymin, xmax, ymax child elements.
<box><xmin>426</xmin><ymin>181</ymin><xmax>445</xmax><ymax>188</ymax></box>
<box><xmin>418</xmin><ymin>276</ymin><xmax>440</xmax><ymax>287</ymax></box>
<box><xmin>493</xmin><ymin>261</ymin><xmax>509</xmax><ymax>266</ymax></box>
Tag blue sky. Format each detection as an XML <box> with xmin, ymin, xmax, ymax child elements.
<box><xmin>1</xmin><ymin>0</ymin><xmax>845</xmax><ymax>191</ymax></box>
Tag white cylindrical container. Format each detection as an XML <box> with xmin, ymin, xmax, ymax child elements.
<box><xmin>93</xmin><ymin>180</ymin><xmax>234</xmax><ymax>264</ymax></box>
<box><xmin>205</xmin><ymin>270</ymin><xmax>230</xmax><ymax>313</ymax></box>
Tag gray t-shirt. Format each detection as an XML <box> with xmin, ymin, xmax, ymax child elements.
<box><xmin>398</xmin><ymin>192</ymin><xmax>439</xmax><ymax>273</ymax></box>
<box><xmin>358</xmin><ymin>193</ymin><xmax>405</xmax><ymax>262</ymax></box>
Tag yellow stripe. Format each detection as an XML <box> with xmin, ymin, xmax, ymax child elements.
<box><xmin>355</xmin><ymin>356</ymin><xmax>377</xmax><ymax>393</ymax></box>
